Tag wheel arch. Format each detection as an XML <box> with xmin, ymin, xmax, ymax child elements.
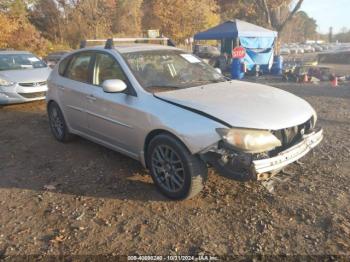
<box><xmin>47</xmin><ymin>99</ymin><xmax>73</xmax><ymax>134</ymax></box>
<box><xmin>143</xmin><ymin>129</ymin><xmax>192</xmax><ymax>168</ymax></box>
<box><xmin>46</xmin><ymin>99</ymin><xmax>56</xmax><ymax>111</ymax></box>
<box><xmin>47</xmin><ymin>99</ymin><xmax>63</xmax><ymax>115</ymax></box>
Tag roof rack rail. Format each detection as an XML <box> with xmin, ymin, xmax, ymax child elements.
<box><xmin>0</xmin><ymin>48</ymin><xmax>15</xmax><ymax>51</ymax></box>
<box><xmin>80</xmin><ymin>37</ymin><xmax>174</xmax><ymax>49</ymax></box>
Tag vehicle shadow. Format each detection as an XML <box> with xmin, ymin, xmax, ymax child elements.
<box><xmin>0</xmin><ymin>102</ymin><xmax>170</xmax><ymax>202</ymax></box>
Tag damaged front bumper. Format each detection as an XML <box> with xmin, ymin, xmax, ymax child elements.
<box><xmin>253</xmin><ymin>128</ymin><xmax>323</xmax><ymax>179</ymax></box>
<box><xmin>202</xmin><ymin>128</ymin><xmax>323</xmax><ymax>181</ymax></box>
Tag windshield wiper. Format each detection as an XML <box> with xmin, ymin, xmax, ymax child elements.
<box><xmin>209</xmin><ymin>78</ymin><xmax>228</xmax><ymax>83</ymax></box>
<box><xmin>146</xmin><ymin>85</ymin><xmax>183</xmax><ymax>89</ymax></box>
<box><xmin>185</xmin><ymin>79</ymin><xmax>227</xmax><ymax>86</ymax></box>
<box><xmin>146</xmin><ymin>85</ymin><xmax>183</xmax><ymax>93</ymax></box>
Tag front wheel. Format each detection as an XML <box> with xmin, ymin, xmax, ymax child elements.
<box><xmin>147</xmin><ymin>134</ymin><xmax>208</xmax><ymax>200</ymax></box>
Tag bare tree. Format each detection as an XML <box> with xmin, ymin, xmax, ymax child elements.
<box><xmin>255</xmin><ymin>0</ymin><xmax>304</xmax><ymax>34</ymax></box>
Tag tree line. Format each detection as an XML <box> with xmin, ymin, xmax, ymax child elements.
<box><xmin>0</xmin><ymin>0</ymin><xmax>321</xmax><ymax>56</ymax></box>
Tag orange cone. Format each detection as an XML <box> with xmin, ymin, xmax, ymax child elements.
<box><xmin>331</xmin><ymin>77</ymin><xmax>338</xmax><ymax>88</ymax></box>
<box><xmin>303</xmin><ymin>74</ymin><xmax>308</xmax><ymax>83</ymax></box>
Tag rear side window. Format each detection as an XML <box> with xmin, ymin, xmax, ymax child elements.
<box><xmin>58</xmin><ymin>56</ymin><xmax>71</xmax><ymax>76</ymax></box>
<box><xmin>65</xmin><ymin>53</ymin><xmax>93</xmax><ymax>83</ymax></box>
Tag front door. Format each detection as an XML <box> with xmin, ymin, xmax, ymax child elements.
<box><xmin>85</xmin><ymin>52</ymin><xmax>139</xmax><ymax>156</ymax></box>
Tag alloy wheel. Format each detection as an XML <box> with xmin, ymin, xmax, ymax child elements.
<box><xmin>151</xmin><ymin>145</ymin><xmax>186</xmax><ymax>193</ymax></box>
<box><xmin>49</xmin><ymin>106</ymin><xmax>64</xmax><ymax>139</ymax></box>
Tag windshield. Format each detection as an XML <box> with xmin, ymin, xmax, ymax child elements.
<box><xmin>0</xmin><ymin>53</ymin><xmax>47</xmax><ymax>71</ymax></box>
<box><xmin>122</xmin><ymin>50</ymin><xmax>226</xmax><ymax>92</ymax></box>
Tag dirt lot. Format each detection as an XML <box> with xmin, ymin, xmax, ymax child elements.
<box><xmin>0</xmin><ymin>80</ymin><xmax>350</xmax><ymax>259</ymax></box>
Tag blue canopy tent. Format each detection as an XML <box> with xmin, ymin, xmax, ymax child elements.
<box><xmin>194</xmin><ymin>19</ymin><xmax>278</xmax><ymax>72</ymax></box>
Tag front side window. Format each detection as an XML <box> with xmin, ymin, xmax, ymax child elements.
<box><xmin>122</xmin><ymin>50</ymin><xmax>226</xmax><ymax>93</ymax></box>
<box><xmin>0</xmin><ymin>53</ymin><xmax>47</xmax><ymax>71</ymax></box>
<box><xmin>66</xmin><ymin>52</ymin><xmax>93</xmax><ymax>83</ymax></box>
<box><xmin>93</xmin><ymin>53</ymin><xmax>127</xmax><ymax>86</ymax></box>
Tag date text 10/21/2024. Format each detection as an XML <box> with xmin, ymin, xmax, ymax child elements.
<box><xmin>127</xmin><ymin>255</ymin><xmax>219</xmax><ymax>261</ymax></box>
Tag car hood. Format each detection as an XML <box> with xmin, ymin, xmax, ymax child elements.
<box><xmin>155</xmin><ymin>81</ymin><xmax>315</xmax><ymax>130</ymax></box>
<box><xmin>0</xmin><ymin>67</ymin><xmax>51</xmax><ymax>83</ymax></box>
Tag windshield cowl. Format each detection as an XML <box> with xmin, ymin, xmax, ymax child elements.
<box><xmin>146</xmin><ymin>79</ymin><xmax>229</xmax><ymax>93</ymax></box>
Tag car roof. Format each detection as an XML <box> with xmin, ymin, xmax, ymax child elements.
<box><xmin>48</xmin><ymin>51</ymin><xmax>70</xmax><ymax>54</ymax></box>
<box><xmin>0</xmin><ymin>50</ymin><xmax>33</xmax><ymax>55</ymax></box>
<box><xmin>79</xmin><ymin>44</ymin><xmax>181</xmax><ymax>54</ymax></box>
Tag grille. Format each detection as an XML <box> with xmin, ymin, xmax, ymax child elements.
<box><xmin>272</xmin><ymin>118</ymin><xmax>314</xmax><ymax>150</ymax></box>
<box><xmin>19</xmin><ymin>81</ymin><xmax>47</xmax><ymax>87</ymax></box>
<box><xmin>19</xmin><ymin>92</ymin><xmax>46</xmax><ymax>99</ymax></box>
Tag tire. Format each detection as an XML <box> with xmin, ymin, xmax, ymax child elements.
<box><xmin>48</xmin><ymin>101</ymin><xmax>75</xmax><ymax>142</ymax></box>
<box><xmin>146</xmin><ymin>134</ymin><xmax>208</xmax><ymax>200</ymax></box>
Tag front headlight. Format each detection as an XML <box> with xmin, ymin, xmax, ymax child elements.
<box><xmin>216</xmin><ymin>128</ymin><xmax>282</xmax><ymax>153</ymax></box>
<box><xmin>0</xmin><ymin>78</ymin><xmax>15</xmax><ymax>87</ymax></box>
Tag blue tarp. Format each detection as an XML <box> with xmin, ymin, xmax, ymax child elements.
<box><xmin>194</xmin><ymin>20</ymin><xmax>277</xmax><ymax>40</ymax></box>
<box><xmin>194</xmin><ymin>20</ymin><xmax>277</xmax><ymax>72</ymax></box>
<box><xmin>244</xmin><ymin>48</ymin><xmax>274</xmax><ymax>71</ymax></box>
<box><xmin>239</xmin><ymin>37</ymin><xmax>275</xmax><ymax>49</ymax></box>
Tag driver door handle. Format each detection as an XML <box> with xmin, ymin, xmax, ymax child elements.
<box><xmin>86</xmin><ymin>94</ymin><xmax>97</xmax><ymax>101</ymax></box>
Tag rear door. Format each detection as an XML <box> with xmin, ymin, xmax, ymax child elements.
<box><xmin>57</xmin><ymin>51</ymin><xmax>95</xmax><ymax>133</ymax></box>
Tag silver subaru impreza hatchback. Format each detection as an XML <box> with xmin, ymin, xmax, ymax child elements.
<box><xmin>46</xmin><ymin>40</ymin><xmax>323</xmax><ymax>200</ymax></box>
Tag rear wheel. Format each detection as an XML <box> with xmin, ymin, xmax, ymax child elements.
<box><xmin>48</xmin><ymin>101</ymin><xmax>75</xmax><ymax>142</ymax></box>
<box><xmin>147</xmin><ymin>134</ymin><xmax>208</xmax><ymax>200</ymax></box>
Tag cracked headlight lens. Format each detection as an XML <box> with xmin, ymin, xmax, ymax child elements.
<box><xmin>0</xmin><ymin>78</ymin><xmax>15</xmax><ymax>87</ymax></box>
<box><xmin>216</xmin><ymin>128</ymin><xmax>282</xmax><ymax>153</ymax></box>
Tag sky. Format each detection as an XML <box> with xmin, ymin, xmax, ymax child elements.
<box><xmin>300</xmin><ymin>0</ymin><xmax>348</xmax><ymax>34</ymax></box>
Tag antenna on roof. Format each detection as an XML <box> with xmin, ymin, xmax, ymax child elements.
<box><xmin>105</xmin><ymin>38</ymin><xmax>114</xmax><ymax>49</ymax></box>
<box><xmin>80</xmin><ymin>40</ymin><xmax>87</xmax><ymax>49</ymax></box>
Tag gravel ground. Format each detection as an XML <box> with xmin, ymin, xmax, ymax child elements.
<box><xmin>0</xmin><ymin>80</ymin><xmax>349</xmax><ymax>259</ymax></box>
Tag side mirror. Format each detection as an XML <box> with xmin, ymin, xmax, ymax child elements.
<box><xmin>215</xmin><ymin>68</ymin><xmax>222</xmax><ymax>74</ymax></box>
<box><xmin>102</xmin><ymin>79</ymin><xmax>127</xmax><ymax>93</ymax></box>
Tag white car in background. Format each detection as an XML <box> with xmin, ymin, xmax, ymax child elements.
<box><xmin>289</xmin><ymin>45</ymin><xmax>299</xmax><ymax>54</ymax></box>
<box><xmin>302</xmin><ymin>45</ymin><xmax>315</xmax><ymax>53</ymax></box>
<box><xmin>313</xmin><ymin>45</ymin><xmax>323</xmax><ymax>52</ymax></box>
<box><xmin>280</xmin><ymin>48</ymin><xmax>290</xmax><ymax>55</ymax></box>
<box><xmin>0</xmin><ymin>51</ymin><xmax>51</xmax><ymax>105</ymax></box>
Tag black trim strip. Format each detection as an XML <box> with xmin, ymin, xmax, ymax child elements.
<box><xmin>155</xmin><ymin>96</ymin><xmax>232</xmax><ymax>128</ymax></box>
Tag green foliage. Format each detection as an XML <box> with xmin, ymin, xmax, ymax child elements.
<box><xmin>0</xmin><ymin>0</ymin><xmax>318</xmax><ymax>52</ymax></box>
<box><xmin>142</xmin><ymin>0</ymin><xmax>219</xmax><ymax>42</ymax></box>
<box><xmin>334</xmin><ymin>29</ymin><xmax>350</xmax><ymax>43</ymax></box>
<box><xmin>218</xmin><ymin>0</ymin><xmax>260</xmax><ymax>23</ymax></box>
<box><xmin>0</xmin><ymin>3</ymin><xmax>49</xmax><ymax>56</ymax></box>
<box><xmin>113</xmin><ymin>0</ymin><xmax>143</xmax><ymax>36</ymax></box>
<box><xmin>280</xmin><ymin>11</ymin><xmax>317</xmax><ymax>42</ymax></box>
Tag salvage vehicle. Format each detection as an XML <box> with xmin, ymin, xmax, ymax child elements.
<box><xmin>0</xmin><ymin>50</ymin><xmax>51</xmax><ymax>105</ymax></box>
<box><xmin>193</xmin><ymin>44</ymin><xmax>220</xmax><ymax>59</ymax></box>
<box><xmin>280</xmin><ymin>47</ymin><xmax>290</xmax><ymax>55</ymax></box>
<box><xmin>46</xmin><ymin>39</ymin><xmax>323</xmax><ymax>200</ymax></box>
<box><xmin>44</xmin><ymin>51</ymin><xmax>70</xmax><ymax>68</ymax></box>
